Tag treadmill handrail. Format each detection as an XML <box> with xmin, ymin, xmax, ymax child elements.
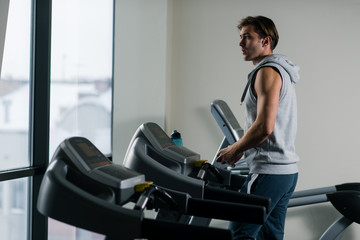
<box><xmin>187</xmin><ymin>197</ymin><xmax>266</xmax><ymax>224</ymax></box>
<box><xmin>204</xmin><ymin>185</ymin><xmax>271</xmax><ymax>212</ymax></box>
<box><xmin>142</xmin><ymin>218</ymin><xmax>233</xmax><ymax>240</ymax></box>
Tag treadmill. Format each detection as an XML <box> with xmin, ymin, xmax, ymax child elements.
<box><xmin>37</xmin><ymin>136</ymin><xmax>271</xmax><ymax>239</ymax></box>
<box><xmin>123</xmin><ymin>122</ymin><xmax>271</xmax><ymax>226</ymax></box>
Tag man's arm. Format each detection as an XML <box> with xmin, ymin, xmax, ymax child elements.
<box><xmin>216</xmin><ymin>67</ymin><xmax>282</xmax><ymax>166</ymax></box>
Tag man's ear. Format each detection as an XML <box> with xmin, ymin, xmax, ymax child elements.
<box><xmin>262</xmin><ymin>36</ymin><xmax>272</xmax><ymax>47</ymax></box>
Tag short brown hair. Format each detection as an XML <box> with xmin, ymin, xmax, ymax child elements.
<box><xmin>237</xmin><ymin>16</ymin><xmax>279</xmax><ymax>50</ymax></box>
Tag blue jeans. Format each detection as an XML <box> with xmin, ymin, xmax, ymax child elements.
<box><xmin>229</xmin><ymin>173</ymin><xmax>298</xmax><ymax>240</ymax></box>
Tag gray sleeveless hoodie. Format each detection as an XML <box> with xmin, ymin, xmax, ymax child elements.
<box><xmin>242</xmin><ymin>54</ymin><xmax>300</xmax><ymax>174</ymax></box>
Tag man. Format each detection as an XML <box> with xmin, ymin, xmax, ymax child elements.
<box><xmin>216</xmin><ymin>16</ymin><xmax>300</xmax><ymax>240</ymax></box>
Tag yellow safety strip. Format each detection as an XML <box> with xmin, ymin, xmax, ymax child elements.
<box><xmin>194</xmin><ymin>160</ymin><xmax>207</xmax><ymax>168</ymax></box>
<box><xmin>135</xmin><ymin>181</ymin><xmax>154</xmax><ymax>192</ymax></box>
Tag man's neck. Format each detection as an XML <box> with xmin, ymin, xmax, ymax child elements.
<box><xmin>252</xmin><ymin>52</ymin><xmax>273</xmax><ymax>65</ymax></box>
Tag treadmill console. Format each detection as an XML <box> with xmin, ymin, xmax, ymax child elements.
<box><xmin>211</xmin><ymin>99</ymin><xmax>244</xmax><ymax>144</ymax></box>
<box><xmin>139</xmin><ymin>122</ymin><xmax>200</xmax><ymax>165</ymax></box>
<box><xmin>54</xmin><ymin>137</ymin><xmax>145</xmax><ymax>203</ymax></box>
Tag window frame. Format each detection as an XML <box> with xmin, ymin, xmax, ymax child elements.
<box><xmin>28</xmin><ymin>0</ymin><xmax>52</xmax><ymax>239</ymax></box>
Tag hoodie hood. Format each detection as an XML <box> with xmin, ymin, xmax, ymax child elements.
<box><xmin>241</xmin><ymin>54</ymin><xmax>300</xmax><ymax>104</ymax></box>
<box><xmin>250</xmin><ymin>54</ymin><xmax>300</xmax><ymax>84</ymax></box>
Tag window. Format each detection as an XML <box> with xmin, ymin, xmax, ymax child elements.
<box><xmin>48</xmin><ymin>0</ymin><xmax>113</xmax><ymax>239</ymax></box>
<box><xmin>0</xmin><ymin>0</ymin><xmax>113</xmax><ymax>239</ymax></box>
<box><xmin>11</xmin><ymin>178</ymin><xmax>27</xmax><ymax>211</ymax></box>
<box><xmin>0</xmin><ymin>0</ymin><xmax>31</xmax><ymax>171</ymax></box>
<box><xmin>50</xmin><ymin>0</ymin><xmax>113</xmax><ymax>156</ymax></box>
<box><xmin>0</xmin><ymin>0</ymin><xmax>31</xmax><ymax>239</ymax></box>
<box><xmin>0</xmin><ymin>178</ymin><xmax>29</xmax><ymax>240</ymax></box>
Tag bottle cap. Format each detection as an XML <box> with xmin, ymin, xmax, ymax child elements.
<box><xmin>171</xmin><ymin>130</ymin><xmax>181</xmax><ymax>138</ymax></box>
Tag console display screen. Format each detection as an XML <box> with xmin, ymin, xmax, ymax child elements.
<box><xmin>78</xmin><ymin>142</ymin><xmax>98</xmax><ymax>157</ymax></box>
<box><xmin>75</xmin><ymin>141</ymin><xmax>110</xmax><ymax>169</ymax></box>
<box><xmin>149</xmin><ymin>124</ymin><xmax>174</xmax><ymax>148</ymax></box>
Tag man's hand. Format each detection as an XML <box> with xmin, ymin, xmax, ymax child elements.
<box><xmin>216</xmin><ymin>145</ymin><xmax>244</xmax><ymax>167</ymax></box>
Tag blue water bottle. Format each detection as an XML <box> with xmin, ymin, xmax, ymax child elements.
<box><xmin>171</xmin><ymin>130</ymin><xmax>183</xmax><ymax>146</ymax></box>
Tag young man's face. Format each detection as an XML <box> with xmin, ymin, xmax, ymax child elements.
<box><xmin>239</xmin><ymin>25</ymin><xmax>268</xmax><ymax>64</ymax></box>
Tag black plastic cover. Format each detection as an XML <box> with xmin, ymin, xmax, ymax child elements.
<box><xmin>37</xmin><ymin>159</ymin><xmax>144</xmax><ymax>239</ymax></box>
<box><xmin>327</xmin><ymin>190</ymin><xmax>360</xmax><ymax>224</ymax></box>
<box><xmin>335</xmin><ymin>182</ymin><xmax>360</xmax><ymax>192</ymax></box>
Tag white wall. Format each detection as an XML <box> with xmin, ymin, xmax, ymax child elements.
<box><xmin>113</xmin><ymin>0</ymin><xmax>360</xmax><ymax>239</ymax></box>
<box><xmin>166</xmin><ymin>0</ymin><xmax>360</xmax><ymax>239</ymax></box>
<box><xmin>112</xmin><ymin>0</ymin><xmax>168</xmax><ymax>162</ymax></box>
<box><xmin>0</xmin><ymin>0</ymin><xmax>10</xmax><ymax>76</ymax></box>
